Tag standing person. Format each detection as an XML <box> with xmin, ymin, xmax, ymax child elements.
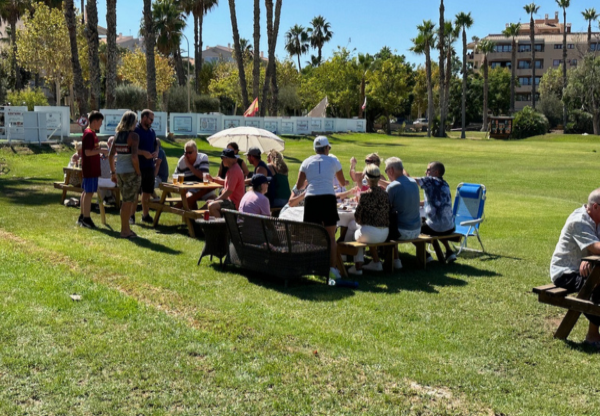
<box><xmin>295</xmin><ymin>136</ymin><xmax>347</xmax><ymax>280</ymax></box>
<box><xmin>412</xmin><ymin>161</ymin><xmax>457</xmax><ymax>263</ymax></box>
<box><xmin>266</xmin><ymin>149</ymin><xmax>291</xmax><ymax>208</ymax></box>
<box><xmin>551</xmin><ymin>188</ymin><xmax>600</xmax><ymax>347</ymax></box>
<box><xmin>154</xmin><ymin>145</ymin><xmax>169</xmax><ymax>192</ymax></box>
<box><xmin>206</xmin><ymin>148</ymin><xmax>246</xmax><ymax>218</ymax></box>
<box><xmin>347</xmin><ymin>165</ymin><xmax>390</xmax><ymax>275</ymax></box>
<box><xmin>135</xmin><ymin>109</ymin><xmax>160</xmax><ymax>224</ymax></box>
<box><xmin>108</xmin><ymin>111</ymin><xmax>141</xmax><ymax>239</ymax></box>
<box><xmin>239</xmin><ymin>174</ymin><xmax>271</xmax><ymax>216</ymax></box>
<box><xmin>217</xmin><ymin>142</ymin><xmax>250</xmax><ymax>179</ymax></box>
<box><xmin>385</xmin><ymin>157</ymin><xmax>421</xmax><ymax>270</ymax></box>
<box><xmin>78</xmin><ymin>111</ymin><xmax>107</xmax><ymax>229</ymax></box>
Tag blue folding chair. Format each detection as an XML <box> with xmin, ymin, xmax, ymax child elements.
<box><xmin>453</xmin><ymin>183</ymin><xmax>486</xmax><ymax>255</ymax></box>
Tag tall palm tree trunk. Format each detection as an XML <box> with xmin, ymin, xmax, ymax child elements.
<box><xmin>9</xmin><ymin>16</ymin><xmax>21</xmax><ymax>90</ymax></box>
<box><xmin>260</xmin><ymin>0</ymin><xmax>274</xmax><ymax>116</ymax></box>
<box><xmin>437</xmin><ymin>0</ymin><xmax>445</xmax><ymax>137</ymax></box>
<box><xmin>461</xmin><ymin>29</ymin><xmax>467</xmax><ymax>138</ymax></box>
<box><xmin>86</xmin><ymin>0</ymin><xmax>101</xmax><ymax>110</ymax></box>
<box><xmin>530</xmin><ymin>17</ymin><xmax>536</xmax><ymax>109</ymax></box>
<box><xmin>510</xmin><ymin>38</ymin><xmax>516</xmax><ymax>113</ymax></box>
<box><xmin>106</xmin><ymin>0</ymin><xmax>117</xmax><ymax>108</ymax></box>
<box><xmin>482</xmin><ymin>57</ymin><xmax>489</xmax><ymax>132</ymax></box>
<box><xmin>194</xmin><ymin>13</ymin><xmax>200</xmax><ymax>93</ymax></box>
<box><xmin>64</xmin><ymin>0</ymin><xmax>89</xmax><ymax>117</ymax></box>
<box><xmin>143</xmin><ymin>0</ymin><xmax>157</xmax><ymax>109</ymax></box>
<box><xmin>426</xmin><ymin>49</ymin><xmax>433</xmax><ymax>138</ymax></box>
<box><xmin>562</xmin><ymin>8</ymin><xmax>567</xmax><ymax>128</ymax></box>
<box><xmin>174</xmin><ymin>47</ymin><xmax>186</xmax><ymax>86</ymax></box>
<box><xmin>269</xmin><ymin>0</ymin><xmax>282</xmax><ymax>116</ymax></box>
<box><xmin>252</xmin><ymin>0</ymin><xmax>260</xmax><ymax>101</ymax></box>
<box><xmin>444</xmin><ymin>43</ymin><xmax>452</xmax><ymax>128</ymax></box>
<box><xmin>228</xmin><ymin>0</ymin><xmax>250</xmax><ymax>109</ymax></box>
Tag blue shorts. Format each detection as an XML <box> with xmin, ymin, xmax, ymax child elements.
<box><xmin>82</xmin><ymin>177</ymin><xmax>99</xmax><ymax>193</ymax></box>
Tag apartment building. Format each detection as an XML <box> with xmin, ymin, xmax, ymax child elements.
<box><xmin>467</xmin><ymin>11</ymin><xmax>597</xmax><ymax>111</ymax></box>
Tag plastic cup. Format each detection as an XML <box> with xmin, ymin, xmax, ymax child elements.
<box><xmin>203</xmin><ymin>172</ymin><xmax>209</xmax><ymax>184</ymax></box>
<box><xmin>178</xmin><ymin>174</ymin><xmax>184</xmax><ymax>184</ymax></box>
<box><xmin>172</xmin><ymin>174</ymin><xmax>178</xmax><ymax>184</ymax></box>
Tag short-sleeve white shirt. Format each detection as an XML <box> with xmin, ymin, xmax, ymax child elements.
<box><xmin>300</xmin><ymin>154</ymin><xmax>342</xmax><ymax>197</ymax></box>
<box><xmin>550</xmin><ymin>205</ymin><xmax>600</xmax><ymax>282</ymax></box>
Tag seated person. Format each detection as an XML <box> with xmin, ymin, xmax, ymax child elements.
<box><xmin>551</xmin><ymin>188</ymin><xmax>600</xmax><ymax>348</ymax></box>
<box><xmin>279</xmin><ymin>180</ymin><xmax>307</xmax><ymax>216</ymax></box>
<box><xmin>206</xmin><ymin>148</ymin><xmax>246</xmax><ymax>218</ymax></box>
<box><xmin>70</xmin><ymin>141</ymin><xmax>82</xmax><ymax>166</ymax></box>
<box><xmin>266</xmin><ymin>149</ymin><xmax>291</xmax><ymax>208</ymax></box>
<box><xmin>217</xmin><ymin>142</ymin><xmax>249</xmax><ymax>179</ymax></box>
<box><xmin>65</xmin><ymin>142</ymin><xmax>83</xmax><ymax>187</ymax></box>
<box><xmin>174</xmin><ymin>140</ymin><xmax>214</xmax><ymax>209</ymax></box>
<box><xmin>98</xmin><ymin>138</ymin><xmax>117</xmax><ymax>205</ymax></box>
<box><xmin>349</xmin><ymin>152</ymin><xmax>388</xmax><ymax>190</ymax></box>
<box><xmin>245</xmin><ymin>147</ymin><xmax>271</xmax><ymax>184</ymax></box>
<box><xmin>347</xmin><ymin>165</ymin><xmax>390</xmax><ymax>275</ymax></box>
<box><xmin>385</xmin><ymin>157</ymin><xmax>421</xmax><ymax>270</ymax></box>
<box><xmin>154</xmin><ymin>145</ymin><xmax>169</xmax><ymax>192</ymax></box>
<box><xmin>412</xmin><ymin>161</ymin><xmax>456</xmax><ymax>263</ymax></box>
<box><xmin>239</xmin><ymin>174</ymin><xmax>270</xmax><ymax>216</ymax></box>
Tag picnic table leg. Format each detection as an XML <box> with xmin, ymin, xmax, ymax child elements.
<box><xmin>62</xmin><ymin>170</ymin><xmax>71</xmax><ymax>202</ymax></box>
<box><xmin>336</xmin><ymin>250</ymin><xmax>348</xmax><ymax>278</ymax></box>
<box><xmin>554</xmin><ymin>266</ymin><xmax>600</xmax><ymax>339</ymax></box>
<box><xmin>97</xmin><ymin>193</ymin><xmax>106</xmax><ymax>225</ymax></box>
<box><xmin>432</xmin><ymin>240</ymin><xmax>446</xmax><ymax>264</ymax></box>
<box><xmin>413</xmin><ymin>242</ymin><xmax>427</xmax><ymax>269</ymax></box>
<box><xmin>383</xmin><ymin>245</ymin><xmax>394</xmax><ymax>273</ymax></box>
<box><xmin>179</xmin><ymin>189</ymin><xmax>197</xmax><ymax>237</ymax></box>
<box><xmin>152</xmin><ymin>190</ymin><xmax>169</xmax><ymax>228</ymax></box>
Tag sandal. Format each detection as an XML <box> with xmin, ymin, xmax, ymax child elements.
<box><xmin>583</xmin><ymin>340</ymin><xmax>600</xmax><ymax>350</ymax></box>
<box><xmin>119</xmin><ymin>232</ymin><xmax>138</xmax><ymax>239</ymax></box>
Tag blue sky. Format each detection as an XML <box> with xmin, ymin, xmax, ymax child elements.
<box><xmin>96</xmin><ymin>0</ymin><xmax>600</xmax><ymax>66</ymax></box>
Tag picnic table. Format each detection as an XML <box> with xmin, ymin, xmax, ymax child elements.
<box><xmin>149</xmin><ymin>181</ymin><xmax>223</xmax><ymax>237</ymax></box>
<box><xmin>533</xmin><ymin>255</ymin><xmax>600</xmax><ymax>340</ymax></box>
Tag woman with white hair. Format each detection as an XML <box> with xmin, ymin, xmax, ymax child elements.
<box><xmin>347</xmin><ymin>164</ymin><xmax>390</xmax><ymax>275</ymax></box>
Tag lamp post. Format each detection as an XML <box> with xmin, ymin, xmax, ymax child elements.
<box><xmin>181</xmin><ymin>33</ymin><xmax>191</xmax><ymax>113</ymax></box>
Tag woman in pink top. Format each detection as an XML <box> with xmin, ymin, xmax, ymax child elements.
<box><xmin>239</xmin><ymin>174</ymin><xmax>271</xmax><ymax>216</ymax></box>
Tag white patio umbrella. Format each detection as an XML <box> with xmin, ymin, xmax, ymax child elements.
<box><xmin>206</xmin><ymin>126</ymin><xmax>285</xmax><ymax>153</ymax></box>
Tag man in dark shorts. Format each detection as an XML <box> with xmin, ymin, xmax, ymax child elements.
<box><xmin>551</xmin><ymin>188</ymin><xmax>600</xmax><ymax>348</ymax></box>
<box><xmin>135</xmin><ymin>109</ymin><xmax>160</xmax><ymax>224</ymax></box>
<box><xmin>295</xmin><ymin>136</ymin><xmax>346</xmax><ymax>279</ymax></box>
<box><xmin>78</xmin><ymin>111</ymin><xmax>107</xmax><ymax>229</ymax></box>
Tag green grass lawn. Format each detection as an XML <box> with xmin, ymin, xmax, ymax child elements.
<box><xmin>1</xmin><ymin>133</ymin><xmax>600</xmax><ymax>415</ymax></box>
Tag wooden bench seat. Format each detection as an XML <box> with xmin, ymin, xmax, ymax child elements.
<box><xmin>182</xmin><ymin>209</ymin><xmax>208</xmax><ymax>220</ymax></box>
<box><xmin>55</xmin><ymin>181</ymin><xmax>121</xmax><ymax>225</ymax></box>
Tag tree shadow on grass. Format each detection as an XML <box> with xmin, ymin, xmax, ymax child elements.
<box><xmin>94</xmin><ymin>227</ymin><xmax>182</xmax><ymax>255</ymax></box>
<box><xmin>0</xmin><ymin>177</ymin><xmax>63</xmax><ymax>207</ymax></box>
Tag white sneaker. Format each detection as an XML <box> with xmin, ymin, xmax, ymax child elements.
<box><xmin>347</xmin><ymin>266</ymin><xmax>363</xmax><ymax>275</ymax></box>
<box><xmin>393</xmin><ymin>259</ymin><xmax>403</xmax><ymax>270</ymax></box>
<box><xmin>329</xmin><ymin>267</ymin><xmax>342</xmax><ymax>279</ymax></box>
<box><xmin>362</xmin><ymin>261</ymin><xmax>383</xmax><ymax>272</ymax></box>
<box><xmin>446</xmin><ymin>253</ymin><xmax>457</xmax><ymax>263</ymax></box>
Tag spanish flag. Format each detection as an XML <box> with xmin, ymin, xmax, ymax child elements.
<box><xmin>243</xmin><ymin>97</ymin><xmax>259</xmax><ymax>117</ymax></box>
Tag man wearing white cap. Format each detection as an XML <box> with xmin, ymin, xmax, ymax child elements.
<box><xmin>295</xmin><ymin>136</ymin><xmax>347</xmax><ymax>279</ymax></box>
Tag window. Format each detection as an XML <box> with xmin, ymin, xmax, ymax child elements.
<box><xmin>567</xmin><ymin>44</ymin><xmax>575</xmax><ymax>49</ymax></box>
<box><xmin>517</xmin><ymin>60</ymin><xmax>531</xmax><ymax>69</ymax></box>
<box><xmin>518</xmin><ymin>77</ymin><xmax>532</xmax><ymax>86</ymax></box>
<box><xmin>592</xmin><ymin>44</ymin><xmax>597</xmax><ymax>51</ymax></box>
<box><xmin>516</xmin><ymin>93</ymin><xmax>531</xmax><ymax>102</ymax></box>
<box><xmin>571</xmin><ymin>59</ymin><xmax>578</xmax><ymax>66</ymax></box>
<box><xmin>518</xmin><ymin>44</ymin><xmax>531</xmax><ymax>52</ymax></box>
<box><xmin>535</xmin><ymin>77</ymin><xmax>541</xmax><ymax>85</ymax></box>
<box><xmin>534</xmin><ymin>44</ymin><xmax>544</xmax><ymax>52</ymax></box>
<box><xmin>554</xmin><ymin>44</ymin><xmax>563</xmax><ymax>49</ymax></box>
<box><xmin>535</xmin><ymin>60</ymin><xmax>543</xmax><ymax>69</ymax></box>
<box><xmin>553</xmin><ymin>59</ymin><xmax>562</xmax><ymax>67</ymax></box>
<box><xmin>491</xmin><ymin>61</ymin><xmax>511</xmax><ymax>69</ymax></box>
<box><xmin>494</xmin><ymin>44</ymin><xmax>512</xmax><ymax>52</ymax></box>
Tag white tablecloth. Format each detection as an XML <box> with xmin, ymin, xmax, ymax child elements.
<box><xmin>279</xmin><ymin>206</ymin><xmax>355</xmax><ymax>227</ymax></box>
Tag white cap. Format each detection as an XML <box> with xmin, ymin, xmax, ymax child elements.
<box><xmin>313</xmin><ymin>136</ymin><xmax>330</xmax><ymax>150</ymax></box>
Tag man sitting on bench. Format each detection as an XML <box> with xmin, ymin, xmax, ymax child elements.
<box><xmin>551</xmin><ymin>188</ymin><xmax>600</xmax><ymax>347</ymax></box>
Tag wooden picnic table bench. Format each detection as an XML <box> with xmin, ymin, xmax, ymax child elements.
<box><xmin>336</xmin><ymin>233</ymin><xmax>462</xmax><ymax>277</ymax></box>
<box><xmin>533</xmin><ymin>255</ymin><xmax>600</xmax><ymax>340</ymax></box>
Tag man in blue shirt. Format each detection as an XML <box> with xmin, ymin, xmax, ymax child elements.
<box><xmin>135</xmin><ymin>109</ymin><xmax>160</xmax><ymax>224</ymax></box>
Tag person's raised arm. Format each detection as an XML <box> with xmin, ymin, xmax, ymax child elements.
<box><xmin>349</xmin><ymin>157</ymin><xmax>362</xmax><ymax>184</ymax></box>
<box><xmin>129</xmin><ymin>133</ymin><xmax>141</xmax><ymax>176</ymax></box>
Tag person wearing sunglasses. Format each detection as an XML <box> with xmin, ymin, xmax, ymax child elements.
<box><xmin>173</xmin><ymin>140</ymin><xmax>215</xmax><ymax>209</ymax></box>
<box><xmin>349</xmin><ymin>152</ymin><xmax>388</xmax><ymax>191</ymax></box>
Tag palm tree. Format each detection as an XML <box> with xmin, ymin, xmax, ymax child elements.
<box><xmin>260</xmin><ymin>0</ymin><xmax>282</xmax><ymax>116</ymax></box>
<box><xmin>252</xmin><ymin>0</ymin><xmax>260</xmax><ymax>101</ymax></box>
<box><xmin>227</xmin><ymin>0</ymin><xmax>249</xmax><ymax>110</ymax></box>
<box><xmin>437</xmin><ymin>0</ymin><xmax>445</xmax><ymax>137</ymax></box>
<box><xmin>152</xmin><ymin>0</ymin><xmax>186</xmax><ymax>86</ymax></box>
<box><xmin>0</xmin><ymin>0</ymin><xmax>29</xmax><ymax>90</ymax></box>
<box><xmin>105</xmin><ymin>0</ymin><xmax>117</xmax><ymax>108</ymax></box>
<box><xmin>239</xmin><ymin>38</ymin><xmax>253</xmax><ymax>62</ymax></box>
<box><xmin>442</xmin><ymin>21</ymin><xmax>458</xmax><ymax>134</ymax></box>
<box><xmin>556</xmin><ymin>0</ymin><xmax>570</xmax><ymax>129</ymax></box>
<box><xmin>307</xmin><ymin>15</ymin><xmax>333</xmax><ymax>65</ymax></box>
<box><xmin>410</xmin><ymin>20</ymin><xmax>436</xmax><ymax>138</ymax></box>
<box><xmin>477</xmin><ymin>39</ymin><xmax>495</xmax><ymax>133</ymax></box>
<box><xmin>582</xmin><ymin>8</ymin><xmax>598</xmax><ymax>52</ymax></box>
<box><xmin>285</xmin><ymin>24</ymin><xmax>309</xmax><ymax>72</ymax></box>
<box><xmin>357</xmin><ymin>53</ymin><xmax>374</xmax><ymax>118</ymax></box>
<box><xmin>86</xmin><ymin>0</ymin><xmax>101</xmax><ymax>109</ymax></box>
<box><xmin>142</xmin><ymin>0</ymin><xmax>157</xmax><ymax>109</ymax></box>
<box><xmin>456</xmin><ymin>11</ymin><xmax>473</xmax><ymax>138</ymax></box>
<box><xmin>502</xmin><ymin>22</ymin><xmax>521</xmax><ymax>114</ymax></box>
<box><xmin>63</xmin><ymin>0</ymin><xmax>88</xmax><ymax>117</ymax></box>
<box><xmin>524</xmin><ymin>2</ymin><xmax>540</xmax><ymax>109</ymax></box>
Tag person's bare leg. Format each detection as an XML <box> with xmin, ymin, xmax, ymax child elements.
<box><xmin>80</xmin><ymin>191</ymin><xmax>85</xmax><ymax>216</ymax></box>
<box><xmin>369</xmin><ymin>247</ymin><xmax>381</xmax><ymax>263</ymax></box>
<box><xmin>325</xmin><ymin>225</ymin><xmax>337</xmax><ymax>268</ymax></box>
<box><xmin>130</xmin><ymin>196</ymin><xmax>137</xmax><ymax>219</ymax></box>
<box><xmin>121</xmin><ymin>201</ymin><xmax>134</xmax><ymax>237</ymax></box>
<box><xmin>82</xmin><ymin>192</ymin><xmax>93</xmax><ymax>217</ymax></box>
<box><xmin>586</xmin><ymin>323</ymin><xmax>600</xmax><ymax>343</ymax></box>
<box><xmin>208</xmin><ymin>201</ymin><xmax>222</xmax><ymax>218</ymax></box>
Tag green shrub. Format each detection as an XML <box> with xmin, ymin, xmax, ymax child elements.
<box><xmin>565</xmin><ymin>109</ymin><xmax>594</xmax><ymax>134</ymax></box>
<box><xmin>538</xmin><ymin>93</ymin><xmax>563</xmax><ymax>128</ymax></box>
<box><xmin>7</xmin><ymin>87</ymin><xmax>49</xmax><ymax>110</ymax></box>
<box><xmin>511</xmin><ymin>106</ymin><xmax>549</xmax><ymax>139</ymax></box>
<box><xmin>115</xmin><ymin>84</ymin><xmax>147</xmax><ymax>112</ymax></box>
<box><xmin>193</xmin><ymin>94</ymin><xmax>220</xmax><ymax>113</ymax></box>
<box><xmin>166</xmin><ymin>86</ymin><xmax>195</xmax><ymax>113</ymax></box>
